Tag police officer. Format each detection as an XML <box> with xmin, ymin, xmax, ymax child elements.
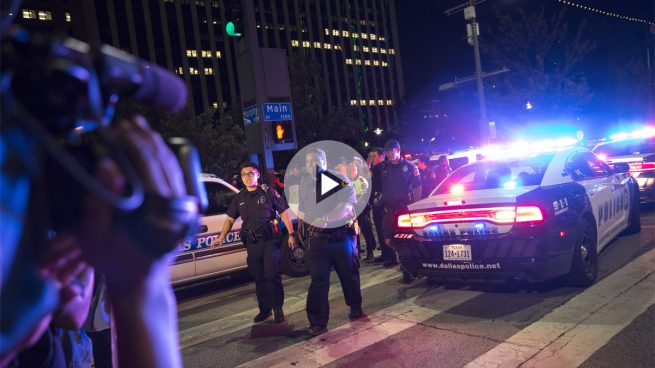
<box><xmin>368</xmin><ymin>147</ymin><xmax>387</xmax><ymax>263</ymax></box>
<box><xmin>379</xmin><ymin>140</ymin><xmax>422</xmax><ymax>283</ymax></box>
<box><xmin>298</xmin><ymin>148</ymin><xmax>364</xmax><ymax>336</ymax></box>
<box><xmin>216</xmin><ymin>161</ymin><xmax>297</xmax><ymax>323</ymax></box>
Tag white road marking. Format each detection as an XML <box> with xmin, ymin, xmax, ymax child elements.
<box><xmin>237</xmin><ymin>289</ymin><xmax>483</xmax><ymax>368</ymax></box>
<box><xmin>179</xmin><ymin>267</ymin><xmax>401</xmax><ymax>349</ymax></box>
<box><xmin>465</xmin><ymin>248</ymin><xmax>655</xmax><ymax>368</ymax></box>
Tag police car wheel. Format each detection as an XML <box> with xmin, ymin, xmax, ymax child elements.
<box><xmin>568</xmin><ymin>218</ymin><xmax>598</xmax><ymax>287</ymax></box>
<box><xmin>280</xmin><ymin>234</ymin><xmax>308</xmax><ymax>277</ymax></box>
<box><xmin>623</xmin><ymin>185</ymin><xmax>641</xmax><ymax>235</ymax></box>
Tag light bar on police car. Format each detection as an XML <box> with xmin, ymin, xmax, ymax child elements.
<box><xmin>397</xmin><ymin>206</ymin><xmax>544</xmax><ymax>228</ymax></box>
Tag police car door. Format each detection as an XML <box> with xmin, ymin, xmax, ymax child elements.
<box><xmin>595</xmin><ymin>155</ymin><xmax>631</xmax><ymax>239</ymax></box>
<box><xmin>566</xmin><ymin>152</ymin><xmax>614</xmax><ymax>249</ymax></box>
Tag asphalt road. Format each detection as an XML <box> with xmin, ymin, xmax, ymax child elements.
<box><xmin>175</xmin><ymin>207</ymin><xmax>655</xmax><ymax>368</ymax></box>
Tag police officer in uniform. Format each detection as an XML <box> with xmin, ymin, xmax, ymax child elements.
<box><xmin>298</xmin><ymin>148</ymin><xmax>364</xmax><ymax>336</ymax></box>
<box><xmin>379</xmin><ymin>140</ymin><xmax>422</xmax><ymax>283</ymax></box>
<box><xmin>216</xmin><ymin>161</ymin><xmax>297</xmax><ymax>323</ymax></box>
<box><xmin>368</xmin><ymin>147</ymin><xmax>388</xmax><ymax>263</ymax></box>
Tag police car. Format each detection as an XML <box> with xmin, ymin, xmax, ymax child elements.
<box><xmin>392</xmin><ymin>148</ymin><xmax>641</xmax><ymax>286</ymax></box>
<box><xmin>593</xmin><ymin>136</ymin><xmax>655</xmax><ymax>203</ymax></box>
<box><xmin>171</xmin><ymin>174</ymin><xmax>306</xmax><ymax>285</ymax></box>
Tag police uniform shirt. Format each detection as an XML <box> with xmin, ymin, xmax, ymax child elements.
<box><xmin>227</xmin><ymin>186</ymin><xmax>289</xmax><ymax>232</ymax></box>
<box><xmin>380</xmin><ymin>159</ymin><xmax>422</xmax><ymax>207</ymax></box>
<box><xmin>298</xmin><ymin>170</ymin><xmax>357</xmax><ymax>225</ymax></box>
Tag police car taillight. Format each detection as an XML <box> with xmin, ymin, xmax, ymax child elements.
<box><xmin>630</xmin><ymin>162</ymin><xmax>655</xmax><ymax>172</ymax></box>
<box><xmin>396</xmin><ymin>206</ymin><xmax>544</xmax><ymax>228</ymax></box>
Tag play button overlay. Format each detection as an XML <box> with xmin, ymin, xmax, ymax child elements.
<box><xmin>284</xmin><ymin>141</ymin><xmax>372</xmax><ymax>229</ymax></box>
<box><xmin>317</xmin><ymin>169</ymin><xmax>348</xmax><ymax>203</ymax></box>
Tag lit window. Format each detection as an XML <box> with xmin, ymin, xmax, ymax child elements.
<box><xmin>367</xmin><ymin>100</ymin><xmax>373</xmax><ymax>106</ymax></box>
<box><xmin>361</xmin><ymin>33</ymin><xmax>368</xmax><ymax>39</ymax></box>
<box><xmin>345</xmin><ymin>59</ymin><xmax>353</xmax><ymax>64</ymax></box>
<box><xmin>324</xmin><ymin>28</ymin><xmax>330</xmax><ymax>35</ymax></box>
<box><xmin>382</xmin><ymin>61</ymin><xmax>388</xmax><ymax>67</ymax></box>
<box><xmin>373</xmin><ymin>60</ymin><xmax>379</xmax><ymax>66</ymax></box>
<box><xmin>201</xmin><ymin>50</ymin><xmax>208</xmax><ymax>58</ymax></box>
<box><xmin>37</xmin><ymin>10</ymin><xmax>52</xmax><ymax>21</ymax></box>
<box><xmin>355</xmin><ymin>59</ymin><xmax>362</xmax><ymax>65</ymax></box>
<box><xmin>204</xmin><ymin>68</ymin><xmax>213</xmax><ymax>75</ymax></box>
<box><xmin>334</xmin><ymin>45</ymin><xmax>342</xmax><ymax>50</ymax></box>
<box><xmin>302</xmin><ymin>41</ymin><xmax>310</xmax><ymax>48</ymax></box>
<box><xmin>324</xmin><ymin>43</ymin><xmax>331</xmax><ymax>49</ymax></box>
<box><xmin>332</xmin><ymin>29</ymin><xmax>339</xmax><ymax>36</ymax></box>
<box><xmin>353</xmin><ymin>45</ymin><xmax>359</xmax><ymax>51</ymax></box>
<box><xmin>378</xmin><ymin>99</ymin><xmax>383</xmax><ymax>105</ymax></box>
<box><xmin>360</xmin><ymin>100</ymin><xmax>367</xmax><ymax>105</ymax></box>
<box><xmin>177</xmin><ymin>67</ymin><xmax>183</xmax><ymax>74</ymax></box>
<box><xmin>389</xmin><ymin>49</ymin><xmax>395</xmax><ymax>55</ymax></box>
<box><xmin>365</xmin><ymin>60</ymin><xmax>370</xmax><ymax>66</ymax></box>
<box><xmin>386</xmin><ymin>100</ymin><xmax>393</xmax><ymax>105</ymax></box>
<box><xmin>291</xmin><ymin>40</ymin><xmax>299</xmax><ymax>47</ymax></box>
<box><xmin>350</xmin><ymin>100</ymin><xmax>358</xmax><ymax>106</ymax></box>
<box><xmin>370</xmin><ymin>34</ymin><xmax>376</xmax><ymax>40</ymax></box>
<box><xmin>186</xmin><ymin>50</ymin><xmax>197</xmax><ymax>57</ymax></box>
<box><xmin>213</xmin><ymin>102</ymin><xmax>219</xmax><ymax>108</ymax></box>
<box><xmin>211</xmin><ymin>1</ymin><xmax>219</xmax><ymax>7</ymax></box>
<box><xmin>372</xmin><ymin>47</ymin><xmax>378</xmax><ymax>53</ymax></box>
<box><xmin>65</xmin><ymin>12</ymin><xmax>71</xmax><ymax>22</ymax></box>
<box><xmin>363</xmin><ymin>46</ymin><xmax>369</xmax><ymax>52</ymax></box>
<box><xmin>380</xmin><ymin>48</ymin><xmax>387</xmax><ymax>54</ymax></box>
<box><xmin>352</xmin><ymin>33</ymin><xmax>359</xmax><ymax>38</ymax></box>
<box><xmin>379</xmin><ymin>36</ymin><xmax>386</xmax><ymax>41</ymax></box>
<box><xmin>216</xmin><ymin>51</ymin><xmax>222</xmax><ymax>58</ymax></box>
<box><xmin>342</xmin><ymin>30</ymin><xmax>349</xmax><ymax>37</ymax></box>
<box><xmin>22</xmin><ymin>9</ymin><xmax>36</xmax><ymax>19</ymax></box>
<box><xmin>314</xmin><ymin>42</ymin><xmax>321</xmax><ymax>48</ymax></box>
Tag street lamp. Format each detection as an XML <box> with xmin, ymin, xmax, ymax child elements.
<box><xmin>374</xmin><ymin>128</ymin><xmax>383</xmax><ymax>135</ymax></box>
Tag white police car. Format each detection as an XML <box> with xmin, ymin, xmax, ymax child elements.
<box><xmin>593</xmin><ymin>136</ymin><xmax>655</xmax><ymax>204</ymax></box>
<box><xmin>171</xmin><ymin>174</ymin><xmax>306</xmax><ymax>285</ymax></box>
<box><xmin>392</xmin><ymin>148</ymin><xmax>641</xmax><ymax>286</ymax></box>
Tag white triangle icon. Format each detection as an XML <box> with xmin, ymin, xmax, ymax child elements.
<box><xmin>321</xmin><ymin>172</ymin><xmax>340</xmax><ymax>196</ymax></box>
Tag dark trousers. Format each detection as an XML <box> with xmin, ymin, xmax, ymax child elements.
<box><xmin>305</xmin><ymin>234</ymin><xmax>362</xmax><ymax>328</ymax></box>
<box><xmin>246</xmin><ymin>238</ymin><xmax>284</xmax><ymax>312</ymax></box>
<box><xmin>87</xmin><ymin>329</ymin><xmax>111</xmax><ymax>368</ymax></box>
<box><xmin>373</xmin><ymin>205</ymin><xmax>394</xmax><ymax>261</ymax></box>
<box><xmin>357</xmin><ymin>205</ymin><xmax>377</xmax><ymax>255</ymax></box>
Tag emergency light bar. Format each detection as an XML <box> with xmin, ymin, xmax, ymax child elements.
<box><xmin>397</xmin><ymin>206</ymin><xmax>544</xmax><ymax>228</ymax></box>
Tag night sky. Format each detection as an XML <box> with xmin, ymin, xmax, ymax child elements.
<box><xmin>395</xmin><ymin>0</ymin><xmax>655</xmax><ymax>140</ymax></box>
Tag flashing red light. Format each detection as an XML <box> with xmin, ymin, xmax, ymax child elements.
<box><xmin>396</xmin><ymin>206</ymin><xmax>544</xmax><ymax>228</ymax></box>
<box><xmin>403</xmin><ymin>153</ymin><xmax>412</xmax><ymax>160</ymax></box>
<box><xmin>560</xmin><ymin>231</ymin><xmax>566</xmax><ymax>237</ymax></box>
<box><xmin>597</xmin><ymin>153</ymin><xmax>607</xmax><ymax>161</ymax></box>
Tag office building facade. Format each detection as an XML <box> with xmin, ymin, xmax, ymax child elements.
<box><xmin>15</xmin><ymin>0</ymin><xmax>405</xmax><ymax>130</ymax></box>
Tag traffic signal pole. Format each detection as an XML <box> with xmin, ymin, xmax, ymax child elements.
<box><xmin>445</xmin><ymin>0</ymin><xmax>490</xmax><ymax>145</ymax></box>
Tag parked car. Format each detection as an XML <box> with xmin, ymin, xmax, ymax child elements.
<box><xmin>171</xmin><ymin>174</ymin><xmax>307</xmax><ymax>285</ymax></box>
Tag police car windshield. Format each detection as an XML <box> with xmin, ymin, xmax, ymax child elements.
<box><xmin>433</xmin><ymin>154</ymin><xmax>554</xmax><ymax>195</ymax></box>
<box><xmin>593</xmin><ymin>138</ymin><xmax>655</xmax><ymax>157</ymax></box>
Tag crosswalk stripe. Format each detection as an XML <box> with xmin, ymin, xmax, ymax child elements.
<box><xmin>237</xmin><ymin>289</ymin><xmax>484</xmax><ymax>368</ymax></box>
<box><xmin>465</xmin><ymin>248</ymin><xmax>655</xmax><ymax>368</ymax></box>
<box><xmin>179</xmin><ymin>266</ymin><xmax>402</xmax><ymax>349</ymax></box>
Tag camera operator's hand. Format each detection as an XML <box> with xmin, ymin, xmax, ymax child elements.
<box><xmin>76</xmin><ymin>116</ymin><xmax>185</xmax><ymax>368</ymax></box>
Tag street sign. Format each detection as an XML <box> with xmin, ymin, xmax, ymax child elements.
<box><xmin>263</xmin><ymin>103</ymin><xmax>293</xmax><ymax>121</ymax></box>
<box><xmin>243</xmin><ymin>104</ymin><xmax>258</xmax><ymax>125</ymax></box>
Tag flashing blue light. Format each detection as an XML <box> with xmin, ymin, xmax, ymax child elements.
<box><xmin>474</xmin><ymin>223</ymin><xmax>485</xmax><ymax>229</ymax></box>
<box><xmin>503</xmin><ymin>180</ymin><xmax>517</xmax><ymax>189</ymax></box>
<box><xmin>428</xmin><ymin>225</ymin><xmax>439</xmax><ymax>231</ymax></box>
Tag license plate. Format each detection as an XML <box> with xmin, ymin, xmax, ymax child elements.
<box><xmin>443</xmin><ymin>244</ymin><xmax>472</xmax><ymax>261</ymax></box>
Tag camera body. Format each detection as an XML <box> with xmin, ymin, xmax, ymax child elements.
<box><xmin>2</xmin><ymin>28</ymin><xmax>205</xmax><ymax>257</ymax></box>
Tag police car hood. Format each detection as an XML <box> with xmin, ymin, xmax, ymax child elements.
<box><xmin>408</xmin><ymin>185</ymin><xmax>540</xmax><ymax>211</ymax></box>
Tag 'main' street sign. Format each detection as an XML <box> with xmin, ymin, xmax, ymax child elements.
<box><xmin>263</xmin><ymin>103</ymin><xmax>293</xmax><ymax>121</ymax></box>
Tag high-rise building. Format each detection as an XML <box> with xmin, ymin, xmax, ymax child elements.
<box><xmin>14</xmin><ymin>0</ymin><xmax>405</xmax><ymax>131</ymax></box>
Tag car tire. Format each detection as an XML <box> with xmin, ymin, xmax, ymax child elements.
<box><xmin>279</xmin><ymin>234</ymin><xmax>308</xmax><ymax>277</ymax></box>
<box><xmin>623</xmin><ymin>184</ymin><xmax>641</xmax><ymax>235</ymax></box>
<box><xmin>568</xmin><ymin>218</ymin><xmax>598</xmax><ymax>287</ymax></box>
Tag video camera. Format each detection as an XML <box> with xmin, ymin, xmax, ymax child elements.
<box><xmin>1</xmin><ymin>27</ymin><xmax>207</xmax><ymax>256</ymax></box>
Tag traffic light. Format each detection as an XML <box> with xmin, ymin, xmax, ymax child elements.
<box><xmin>226</xmin><ymin>21</ymin><xmax>242</xmax><ymax>37</ymax></box>
<box><xmin>272</xmin><ymin>122</ymin><xmax>294</xmax><ymax>144</ymax></box>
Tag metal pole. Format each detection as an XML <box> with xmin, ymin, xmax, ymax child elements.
<box><xmin>469</xmin><ymin>0</ymin><xmax>488</xmax><ymax>144</ymax></box>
